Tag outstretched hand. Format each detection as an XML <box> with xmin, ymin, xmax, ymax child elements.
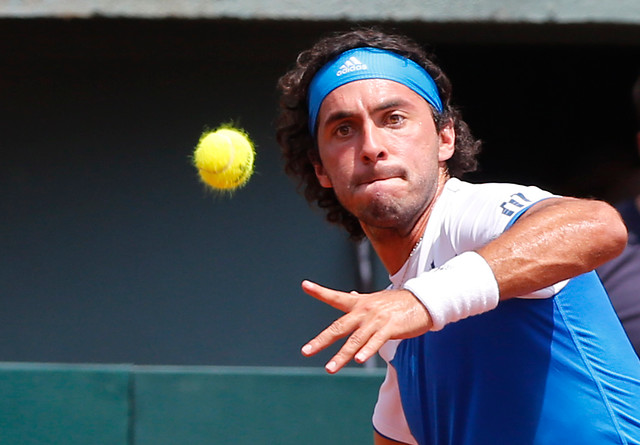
<box><xmin>300</xmin><ymin>280</ymin><xmax>433</xmax><ymax>373</ymax></box>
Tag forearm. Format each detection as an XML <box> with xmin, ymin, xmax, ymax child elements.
<box><xmin>478</xmin><ymin>197</ymin><xmax>627</xmax><ymax>300</ymax></box>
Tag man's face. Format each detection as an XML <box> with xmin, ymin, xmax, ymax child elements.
<box><xmin>313</xmin><ymin>78</ymin><xmax>455</xmax><ymax>234</ymax></box>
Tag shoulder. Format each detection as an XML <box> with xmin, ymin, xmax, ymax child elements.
<box><xmin>442</xmin><ymin>178</ymin><xmax>555</xmax><ymax>206</ymax></box>
<box><xmin>433</xmin><ymin>179</ymin><xmax>556</xmax><ymax>247</ymax></box>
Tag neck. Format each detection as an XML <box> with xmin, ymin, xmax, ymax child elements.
<box><xmin>364</xmin><ymin>171</ymin><xmax>449</xmax><ymax>275</ymax></box>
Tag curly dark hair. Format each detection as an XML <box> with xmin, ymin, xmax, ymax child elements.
<box><xmin>276</xmin><ymin>28</ymin><xmax>482</xmax><ymax>240</ymax></box>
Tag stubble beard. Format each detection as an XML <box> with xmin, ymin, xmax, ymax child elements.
<box><xmin>358</xmin><ymin>194</ymin><xmax>412</xmax><ymax>229</ymax></box>
<box><xmin>353</xmin><ymin>176</ymin><xmax>438</xmax><ymax>235</ymax></box>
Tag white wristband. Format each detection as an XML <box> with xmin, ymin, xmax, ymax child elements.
<box><xmin>403</xmin><ymin>251</ymin><xmax>500</xmax><ymax>331</ymax></box>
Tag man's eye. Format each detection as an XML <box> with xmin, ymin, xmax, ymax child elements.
<box><xmin>336</xmin><ymin>124</ymin><xmax>351</xmax><ymax>136</ymax></box>
<box><xmin>388</xmin><ymin>114</ymin><xmax>405</xmax><ymax>125</ymax></box>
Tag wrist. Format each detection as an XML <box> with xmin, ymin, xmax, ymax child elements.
<box><xmin>403</xmin><ymin>251</ymin><xmax>500</xmax><ymax>331</ymax></box>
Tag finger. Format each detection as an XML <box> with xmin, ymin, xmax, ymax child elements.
<box><xmin>301</xmin><ymin>313</ymin><xmax>359</xmax><ymax>358</ymax></box>
<box><xmin>354</xmin><ymin>330</ymin><xmax>391</xmax><ymax>364</ymax></box>
<box><xmin>330</xmin><ymin>325</ymin><xmax>395</xmax><ymax>372</ymax></box>
<box><xmin>324</xmin><ymin>325</ymin><xmax>379</xmax><ymax>373</ymax></box>
<box><xmin>301</xmin><ymin>280</ymin><xmax>357</xmax><ymax>312</ymax></box>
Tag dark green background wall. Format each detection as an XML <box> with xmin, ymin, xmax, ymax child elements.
<box><xmin>1</xmin><ymin>19</ymin><xmax>639</xmax><ymax>367</ymax></box>
<box><xmin>0</xmin><ymin>362</ymin><xmax>385</xmax><ymax>444</ymax></box>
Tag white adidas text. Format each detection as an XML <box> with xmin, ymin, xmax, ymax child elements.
<box><xmin>336</xmin><ymin>56</ymin><xmax>368</xmax><ymax>76</ymax></box>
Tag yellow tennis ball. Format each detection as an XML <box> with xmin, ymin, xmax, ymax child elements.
<box><xmin>193</xmin><ymin>126</ymin><xmax>255</xmax><ymax>190</ymax></box>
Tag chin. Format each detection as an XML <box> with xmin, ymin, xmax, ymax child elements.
<box><xmin>358</xmin><ymin>201</ymin><xmax>408</xmax><ymax>227</ymax></box>
<box><xmin>360</xmin><ymin>191</ymin><xmax>429</xmax><ymax>229</ymax></box>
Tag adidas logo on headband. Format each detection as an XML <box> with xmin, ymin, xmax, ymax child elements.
<box><xmin>336</xmin><ymin>56</ymin><xmax>368</xmax><ymax>76</ymax></box>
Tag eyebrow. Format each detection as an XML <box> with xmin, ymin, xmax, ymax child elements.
<box><xmin>319</xmin><ymin>98</ymin><xmax>413</xmax><ymax>130</ymax></box>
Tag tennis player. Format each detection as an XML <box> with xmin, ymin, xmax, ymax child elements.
<box><xmin>276</xmin><ymin>28</ymin><xmax>640</xmax><ymax>444</ymax></box>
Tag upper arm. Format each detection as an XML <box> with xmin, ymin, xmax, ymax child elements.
<box><xmin>505</xmin><ymin>196</ymin><xmax>627</xmax><ymax>260</ymax></box>
<box><xmin>479</xmin><ymin>196</ymin><xmax>627</xmax><ymax>299</ymax></box>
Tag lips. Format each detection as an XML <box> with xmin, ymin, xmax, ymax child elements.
<box><xmin>355</xmin><ymin>167</ymin><xmax>406</xmax><ymax>186</ymax></box>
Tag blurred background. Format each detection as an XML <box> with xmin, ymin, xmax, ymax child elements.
<box><xmin>1</xmin><ymin>1</ymin><xmax>640</xmax><ymax>369</ymax></box>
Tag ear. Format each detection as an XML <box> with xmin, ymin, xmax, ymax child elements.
<box><xmin>438</xmin><ymin>121</ymin><xmax>456</xmax><ymax>162</ymax></box>
<box><xmin>312</xmin><ymin>160</ymin><xmax>333</xmax><ymax>188</ymax></box>
<box><xmin>307</xmin><ymin>150</ymin><xmax>333</xmax><ymax>188</ymax></box>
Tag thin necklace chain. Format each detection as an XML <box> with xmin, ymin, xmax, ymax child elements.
<box><xmin>400</xmin><ymin>235</ymin><xmax>424</xmax><ymax>286</ymax></box>
<box><xmin>409</xmin><ymin>235</ymin><xmax>423</xmax><ymax>257</ymax></box>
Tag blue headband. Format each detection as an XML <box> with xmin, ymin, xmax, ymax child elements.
<box><xmin>307</xmin><ymin>47</ymin><xmax>443</xmax><ymax>136</ymax></box>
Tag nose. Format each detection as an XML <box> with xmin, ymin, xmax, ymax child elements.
<box><xmin>360</xmin><ymin>121</ymin><xmax>388</xmax><ymax>164</ymax></box>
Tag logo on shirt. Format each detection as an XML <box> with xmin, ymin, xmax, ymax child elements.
<box><xmin>336</xmin><ymin>57</ymin><xmax>368</xmax><ymax>76</ymax></box>
<box><xmin>500</xmin><ymin>193</ymin><xmax>532</xmax><ymax>216</ymax></box>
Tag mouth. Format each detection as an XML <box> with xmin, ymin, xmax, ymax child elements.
<box><xmin>356</xmin><ymin>168</ymin><xmax>406</xmax><ymax>187</ymax></box>
<box><xmin>362</xmin><ymin>176</ymin><xmax>401</xmax><ymax>186</ymax></box>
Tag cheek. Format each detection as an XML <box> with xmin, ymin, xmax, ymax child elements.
<box><xmin>324</xmin><ymin>148</ymin><xmax>353</xmax><ymax>173</ymax></box>
<box><xmin>402</xmin><ymin>136</ymin><xmax>440</xmax><ymax>167</ymax></box>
